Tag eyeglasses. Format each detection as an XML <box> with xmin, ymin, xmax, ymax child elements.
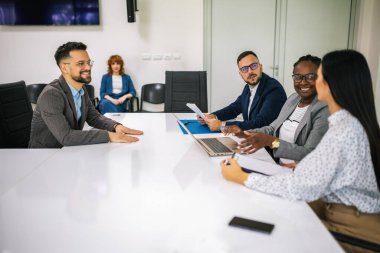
<box><xmin>63</xmin><ymin>60</ymin><xmax>94</xmax><ymax>68</ymax></box>
<box><xmin>292</xmin><ymin>73</ymin><xmax>317</xmax><ymax>83</ymax></box>
<box><xmin>239</xmin><ymin>62</ymin><xmax>259</xmax><ymax>73</ymax></box>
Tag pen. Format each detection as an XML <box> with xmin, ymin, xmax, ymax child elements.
<box><xmin>112</xmin><ymin>114</ymin><xmax>120</xmax><ymax>116</ymax></box>
<box><xmin>224</xmin><ymin>152</ymin><xmax>236</xmax><ymax>165</ymax></box>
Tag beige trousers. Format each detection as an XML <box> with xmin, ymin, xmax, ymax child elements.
<box><xmin>309</xmin><ymin>200</ymin><xmax>380</xmax><ymax>253</ymax></box>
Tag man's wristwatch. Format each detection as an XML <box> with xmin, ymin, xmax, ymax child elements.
<box><xmin>270</xmin><ymin>138</ymin><xmax>280</xmax><ymax>149</ymax></box>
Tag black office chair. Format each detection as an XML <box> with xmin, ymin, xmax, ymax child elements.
<box><xmin>26</xmin><ymin>83</ymin><xmax>47</xmax><ymax>104</ymax></box>
<box><xmin>84</xmin><ymin>84</ymin><xmax>99</xmax><ymax>108</ymax></box>
<box><xmin>0</xmin><ymin>81</ymin><xmax>33</xmax><ymax>148</ymax></box>
<box><xmin>124</xmin><ymin>96</ymin><xmax>139</xmax><ymax>112</ymax></box>
<box><xmin>140</xmin><ymin>83</ymin><xmax>165</xmax><ymax>112</ymax></box>
<box><xmin>164</xmin><ymin>71</ymin><xmax>207</xmax><ymax>112</ymax></box>
<box><xmin>330</xmin><ymin>231</ymin><xmax>380</xmax><ymax>252</ymax></box>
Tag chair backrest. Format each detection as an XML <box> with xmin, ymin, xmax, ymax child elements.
<box><xmin>26</xmin><ymin>83</ymin><xmax>47</xmax><ymax>104</ymax></box>
<box><xmin>140</xmin><ymin>83</ymin><xmax>165</xmax><ymax>111</ymax></box>
<box><xmin>84</xmin><ymin>84</ymin><xmax>95</xmax><ymax>99</ymax></box>
<box><xmin>164</xmin><ymin>71</ymin><xmax>207</xmax><ymax>112</ymax></box>
<box><xmin>0</xmin><ymin>81</ymin><xmax>33</xmax><ymax>148</ymax></box>
<box><xmin>84</xmin><ymin>84</ymin><xmax>99</xmax><ymax>107</ymax></box>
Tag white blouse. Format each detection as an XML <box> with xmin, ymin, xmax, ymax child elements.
<box><xmin>244</xmin><ymin>109</ymin><xmax>380</xmax><ymax>213</ymax></box>
<box><xmin>279</xmin><ymin>105</ymin><xmax>309</xmax><ymax>164</ymax></box>
<box><xmin>112</xmin><ymin>75</ymin><xmax>123</xmax><ymax>94</ymax></box>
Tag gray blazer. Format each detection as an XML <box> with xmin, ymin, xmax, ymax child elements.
<box><xmin>253</xmin><ymin>93</ymin><xmax>329</xmax><ymax>162</ymax></box>
<box><xmin>29</xmin><ymin>76</ymin><xmax>119</xmax><ymax>148</ymax></box>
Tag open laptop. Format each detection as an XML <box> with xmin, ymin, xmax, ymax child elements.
<box><xmin>175</xmin><ymin>114</ymin><xmax>238</xmax><ymax>156</ymax></box>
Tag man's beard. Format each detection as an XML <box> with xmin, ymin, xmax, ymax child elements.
<box><xmin>246</xmin><ymin>73</ymin><xmax>261</xmax><ymax>86</ymax></box>
<box><xmin>72</xmin><ymin>70</ymin><xmax>92</xmax><ymax>84</ymax></box>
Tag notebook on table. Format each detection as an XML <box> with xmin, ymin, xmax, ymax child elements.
<box><xmin>174</xmin><ymin>114</ymin><xmax>238</xmax><ymax>156</ymax></box>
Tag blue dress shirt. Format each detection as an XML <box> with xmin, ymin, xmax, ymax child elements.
<box><xmin>67</xmin><ymin>82</ymin><xmax>84</xmax><ymax>122</ymax></box>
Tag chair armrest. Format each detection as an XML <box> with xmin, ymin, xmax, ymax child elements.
<box><xmin>330</xmin><ymin>231</ymin><xmax>380</xmax><ymax>252</ymax></box>
<box><xmin>126</xmin><ymin>97</ymin><xmax>140</xmax><ymax>112</ymax></box>
<box><xmin>90</xmin><ymin>97</ymin><xmax>99</xmax><ymax>108</ymax></box>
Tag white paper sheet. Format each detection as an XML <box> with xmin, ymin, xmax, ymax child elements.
<box><xmin>234</xmin><ymin>153</ymin><xmax>291</xmax><ymax>176</ymax></box>
<box><xmin>186</xmin><ymin>103</ymin><xmax>206</xmax><ymax>119</ymax></box>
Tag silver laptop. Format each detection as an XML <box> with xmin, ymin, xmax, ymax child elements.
<box><xmin>175</xmin><ymin>115</ymin><xmax>238</xmax><ymax>156</ymax></box>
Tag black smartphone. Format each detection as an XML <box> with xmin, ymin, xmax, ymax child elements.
<box><xmin>229</xmin><ymin>216</ymin><xmax>274</xmax><ymax>234</ymax></box>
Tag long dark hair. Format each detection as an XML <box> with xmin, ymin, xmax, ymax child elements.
<box><xmin>322</xmin><ymin>49</ymin><xmax>380</xmax><ymax>189</ymax></box>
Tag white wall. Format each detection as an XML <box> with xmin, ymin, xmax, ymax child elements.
<box><xmin>354</xmin><ymin>0</ymin><xmax>380</xmax><ymax>121</ymax></box>
<box><xmin>377</xmin><ymin>54</ymin><xmax>380</xmax><ymax>122</ymax></box>
<box><xmin>0</xmin><ymin>0</ymin><xmax>204</xmax><ymax>99</ymax></box>
<box><xmin>1</xmin><ymin>0</ymin><xmax>379</xmax><ymax>117</ymax></box>
<box><xmin>280</xmin><ymin>0</ymin><xmax>351</xmax><ymax>95</ymax></box>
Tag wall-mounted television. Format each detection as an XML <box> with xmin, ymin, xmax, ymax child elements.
<box><xmin>0</xmin><ymin>0</ymin><xmax>100</xmax><ymax>25</ymax></box>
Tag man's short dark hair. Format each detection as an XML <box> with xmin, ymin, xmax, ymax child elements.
<box><xmin>54</xmin><ymin>42</ymin><xmax>87</xmax><ymax>66</ymax></box>
<box><xmin>237</xmin><ymin>51</ymin><xmax>259</xmax><ymax>65</ymax></box>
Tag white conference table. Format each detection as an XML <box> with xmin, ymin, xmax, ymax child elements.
<box><xmin>0</xmin><ymin>113</ymin><xmax>343</xmax><ymax>253</ymax></box>
<box><xmin>0</xmin><ymin>149</ymin><xmax>59</xmax><ymax>196</ymax></box>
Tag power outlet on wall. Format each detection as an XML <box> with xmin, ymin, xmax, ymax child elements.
<box><xmin>173</xmin><ymin>53</ymin><xmax>181</xmax><ymax>60</ymax></box>
<box><xmin>142</xmin><ymin>54</ymin><xmax>151</xmax><ymax>60</ymax></box>
<box><xmin>152</xmin><ymin>54</ymin><xmax>163</xmax><ymax>60</ymax></box>
<box><xmin>164</xmin><ymin>53</ymin><xmax>172</xmax><ymax>60</ymax></box>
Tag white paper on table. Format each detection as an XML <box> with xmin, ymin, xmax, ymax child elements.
<box><xmin>234</xmin><ymin>153</ymin><xmax>291</xmax><ymax>176</ymax></box>
<box><xmin>186</xmin><ymin>103</ymin><xmax>206</xmax><ymax>119</ymax></box>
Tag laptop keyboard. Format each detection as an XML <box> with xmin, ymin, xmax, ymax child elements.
<box><xmin>201</xmin><ymin>138</ymin><xmax>231</xmax><ymax>153</ymax></box>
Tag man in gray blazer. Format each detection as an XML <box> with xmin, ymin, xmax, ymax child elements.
<box><xmin>29</xmin><ymin>42</ymin><xmax>143</xmax><ymax>148</ymax></box>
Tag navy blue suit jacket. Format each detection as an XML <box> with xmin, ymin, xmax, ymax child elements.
<box><xmin>212</xmin><ymin>73</ymin><xmax>287</xmax><ymax>130</ymax></box>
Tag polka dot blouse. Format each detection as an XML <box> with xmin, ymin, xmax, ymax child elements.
<box><xmin>244</xmin><ymin>109</ymin><xmax>380</xmax><ymax>213</ymax></box>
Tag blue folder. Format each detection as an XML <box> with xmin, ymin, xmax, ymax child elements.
<box><xmin>177</xmin><ymin>119</ymin><xmax>221</xmax><ymax>134</ymax></box>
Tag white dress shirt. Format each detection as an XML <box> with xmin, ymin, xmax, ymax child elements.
<box><xmin>244</xmin><ymin>109</ymin><xmax>380</xmax><ymax>213</ymax></box>
<box><xmin>220</xmin><ymin>82</ymin><xmax>260</xmax><ymax>128</ymax></box>
<box><xmin>247</xmin><ymin>82</ymin><xmax>259</xmax><ymax>120</ymax></box>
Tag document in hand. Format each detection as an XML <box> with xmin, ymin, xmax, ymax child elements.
<box><xmin>234</xmin><ymin>153</ymin><xmax>291</xmax><ymax>176</ymax></box>
<box><xmin>186</xmin><ymin>103</ymin><xmax>206</xmax><ymax>119</ymax></box>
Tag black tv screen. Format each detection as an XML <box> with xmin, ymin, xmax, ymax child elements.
<box><xmin>0</xmin><ymin>0</ymin><xmax>100</xmax><ymax>25</ymax></box>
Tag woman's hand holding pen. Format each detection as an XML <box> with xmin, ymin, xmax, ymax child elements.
<box><xmin>220</xmin><ymin>157</ymin><xmax>249</xmax><ymax>184</ymax></box>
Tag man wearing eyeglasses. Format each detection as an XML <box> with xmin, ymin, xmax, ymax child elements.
<box><xmin>29</xmin><ymin>41</ymin><xmax>143</xmax><ymax>148</ymax></box>
<box><xmin>199</xmin><ymin>51</ymin><xmax>286</xmax><ymax>131</ymax></box>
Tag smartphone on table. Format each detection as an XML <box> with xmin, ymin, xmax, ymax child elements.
<box><xmin>229</xmin><ymin>216</ymin><xmax>275</xmax><ymax>234</ymax></box>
